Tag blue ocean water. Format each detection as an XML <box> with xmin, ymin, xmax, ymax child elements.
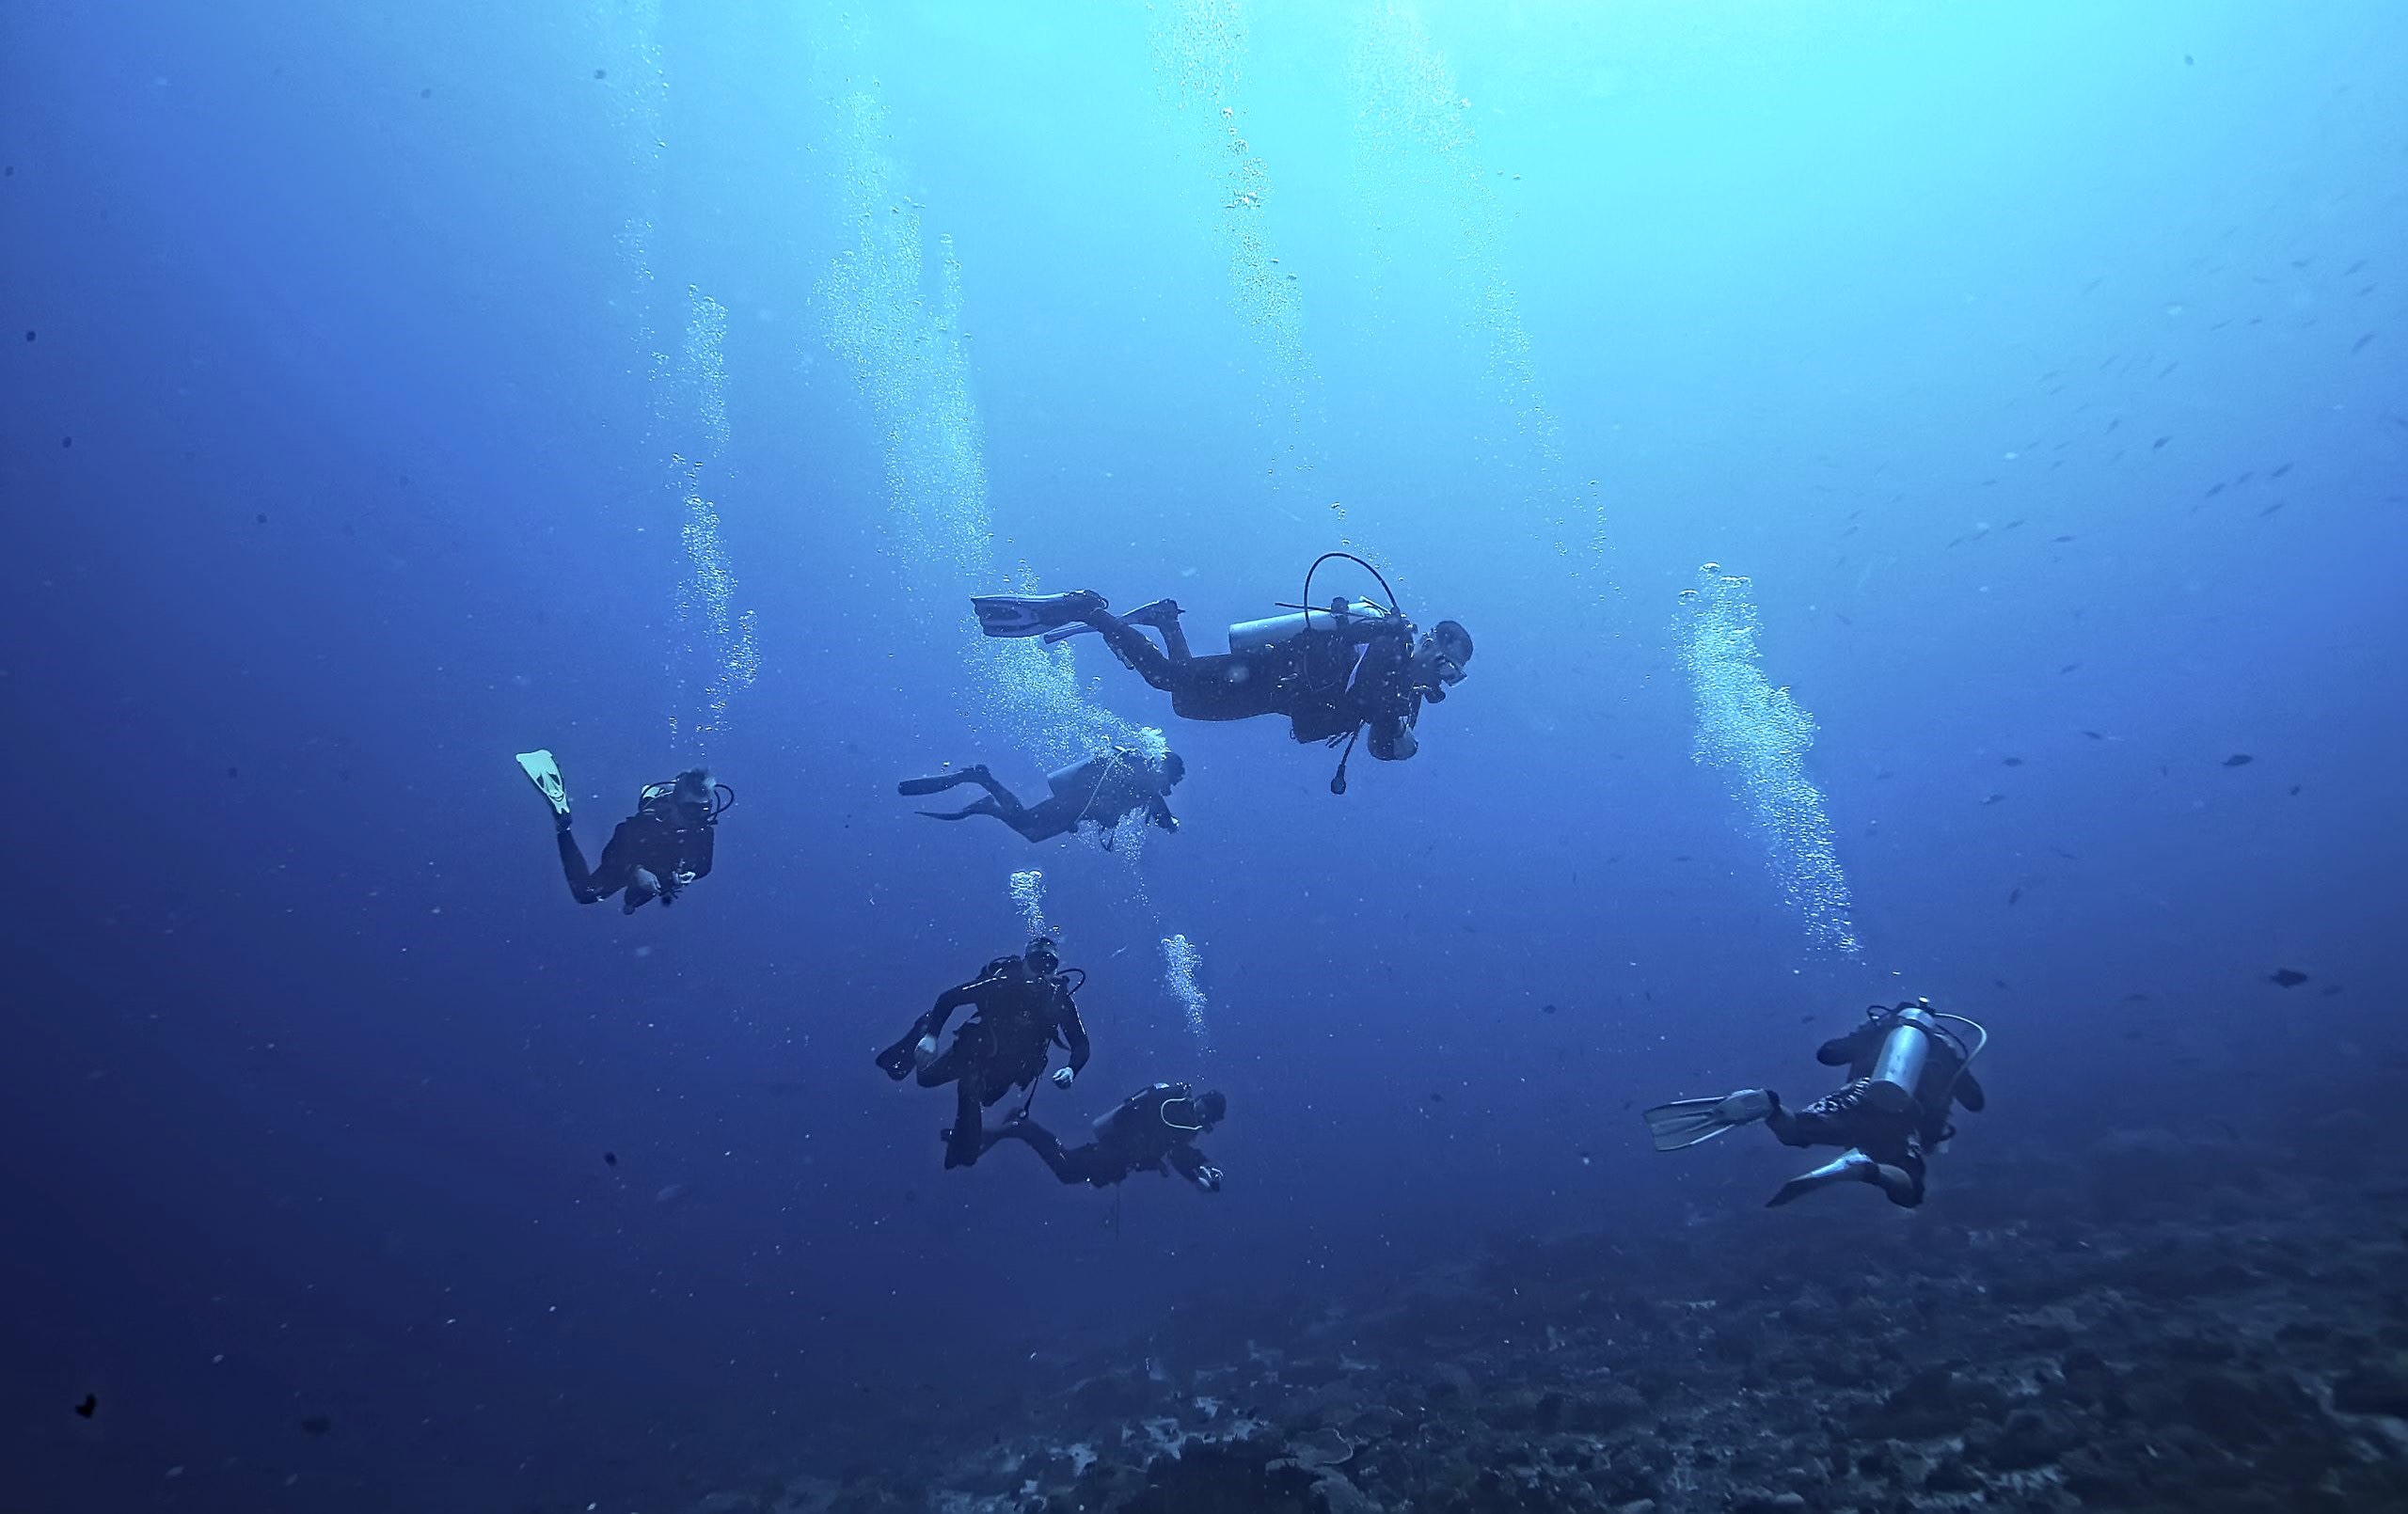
<box><xmin>4</xmin><ymin>2</ymin><xmax>2403</xmax><ymax>1509</ymax></box>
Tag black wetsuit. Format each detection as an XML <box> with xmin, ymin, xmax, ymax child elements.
<box><xmin>877</xmin><ymin>956</ymin><xmax>1092</xmax><ymax>1169</ymax></box>
<box><xmin>557</xmin><ymin>798</ymin><xmax>714</xmax><ymax>912</ymax></box>
<box><xmin>1766</xmin><ymin>1015</ymin><xmax>1985</xmax><ymax>1206</ymax></box>
<box><xmin>908</xmin><ymin>752</ymin><xmax>1176</xmax><ymax>845</ymax></box>
<box><xmin>984</xmin><ymin>1082</ymin><xmax>1220</xmax><ymax>1191</ymax></box>
<box><xmin>1077</xmin><ymin>607</ymin><xmax>1434</xmax><ymax>761</ymax></box>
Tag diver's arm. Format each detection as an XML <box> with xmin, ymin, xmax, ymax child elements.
<box><xmin>1954</xmin><ymin>1068</ymin><xmax>1987</xmax><ymax>1113</ymax></box>
<box><xmin>1166</xmin><ymin>1143</ymin><xmax>1222</xmax><ymax>1192</ymax></box>
<box><xmin>1815</xmin><ymin>1026</ymin><xmax>1875</xmax><ymax>1066</ymax></box>
<box><xmin>1058</xmin><ymin>993</ymin><xmax>1092</xmax><ymax>1075</ymax></box>
<box><xmin>685</xmin><ymin>825</ymin><xmax>715</xmax><ymax>881</ymax></box>
<box><xmin>922</xmin><ymin>977</ymin><xmax>993</xmax><ymax>1039</ymax></box>
<box><xmin>1146</xmin><ymin>794</ymin><xmax>1179</xmax><ymax>831</ymax></box>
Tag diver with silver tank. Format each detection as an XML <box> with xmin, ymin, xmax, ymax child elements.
<box><xmin>969</xmin><ymin>553</ymin><xmax>1472</xmax><ymax>794</ymax></box>
<box><xmin>896</xmin><ymin>745</ymin><xmax>1183</xmax><ymax>847</ymax></box>
<box><xmin>1642</xmin><ymin>999</ymin><xmax>1988</xmax><ymax>1208</ymax></box>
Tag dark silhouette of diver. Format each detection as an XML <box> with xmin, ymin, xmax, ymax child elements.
<box><xmin>875</xmin><ymin>937</ymin><xmax>1092</xmax><ymax>1170</ymax></box>
<box><xmin>1642</xmin><ymin>1000</ymin><xmax>1988</xmax><ymax>1208</ymax></box>
<box><xmin>897</xmin><ymin>747</ymin><xmax>1183</xmax><ymax>847</ymax></box>
<box><xmin>979</xmin><ymin>1082</ymin><xmax>1226</xmax><ymax>1193</ymax></box>
<box><xmin>971</xmin><ymin>555</ymin><xmax>1471</xmax><ymax>793</ymax></box>
<box><xmin>515</xmin><ymin>750</ymin><xmax>730</xmax><ymax>914</ymax></box>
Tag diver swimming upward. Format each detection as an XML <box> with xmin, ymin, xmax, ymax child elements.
<box><xmin>970</xmin><ymin>554</ymin><xmax>1472</xmax><ymax>794</ymax></box>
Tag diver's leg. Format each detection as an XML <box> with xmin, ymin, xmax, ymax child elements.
<box><xmin>989</xmin><ymin>1118</ymin><xmax>1084</xmax><ymax>1183</ymax></box>
<box><xmin>555</xmin><ymin>828</ymin><xmax>618</xmax><ymax>905</ymax></box>
<box><xmin>945</xmin><ymin>1069</ymin><xmax>991</xmax><ymax>1169</ymax></box>
<box><xmin>1080</xmin><ymin>610</ymin><xmax>1190</xmax><ymax>692</ymax></box>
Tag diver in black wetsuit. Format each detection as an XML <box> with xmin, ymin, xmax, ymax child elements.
<box><xmin>897</xmin><ymin>747</ymin><xmax>1183</xmax><ymax>847</ymax></box>
<box><xmin>876</xmin><ymin>938</ymin><xmax>1093</xmax><ymax>1170</ymax></box>
<box><xmin>515</xmin><ymin>751</ymin><xmax>729</xmax><ymax>914</ymax></box>
<box><xmin>1642</xmin><ymin>1000</ymin><xmax>1988</xmax><ymax>1208</ymax></box>
<box><xmin>971</xmin><ymin>568</ymin><xmax>1470</xmax><ymax>793</ymax></box>
<box><xmin>980</xmin><ymin>1082</ymin><xmax>1226</xmax><ymax>1193</ymax></box>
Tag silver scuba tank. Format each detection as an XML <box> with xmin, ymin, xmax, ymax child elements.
<box><xmin>1866</xmin><ymin>1001</ymin><xmax>1938</xmax><ymax>1115</ymax></box>
<box><xmin>1227</xmin><ymin>597</ymin><xmax>1388</xmax><ymax>655</ymax></box>
<box><xmin>1046</xmin><ymin>752</ymin><xmax>1116</xmax><ymax>802</ymax></box>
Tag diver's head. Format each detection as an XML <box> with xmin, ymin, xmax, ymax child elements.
<box><xmin>1414</xmin><ymin>621</ymin><xmax>1473</xmax><ymax>689</ymax></box>
<box><xmin>1023</xmin><ymin>937</ymin><xmax>1062</xmax><ymax>976</ymax></box>
<box><xmin>1159</xmin><ymin>752</ymin><xmax>1187</xmax><ymax>789</ymax></box>
<box><xmin>667</xmin><ymin>767</ymin><xmax>715</xmax><ymax>813</ymax></box>
<box><xmin>1196</xmin><ymin>1090</ymin><xmax>1228</xmax><ymax>1127</ymax></box>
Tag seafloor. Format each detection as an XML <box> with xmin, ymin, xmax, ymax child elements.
<box><xmin>691</xmin><ymin>1093</ymin><xmax>2408</xmax><ymax>1514</ymax></box>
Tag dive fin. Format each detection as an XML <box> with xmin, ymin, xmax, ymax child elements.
<box><xmin>897</xmin><ymin>774</ymin><xmax>968</xmax><ymax>796</ymax></box>
<box><xmin>515</xmin><ymin>749</ymin><xmax>571</xmax><ymax>823</ymax></box>
<box><xmin>1641</xmin><ymin>1089</ymin><xmax>1773</xmax><ymax>1152</ymax></box>
<box><xmin>1766</xmin><ymin>1150</ymin><xmax>1898</xmax><ymax>1207</ymax></box>
<box><xmin>972</xmin><ymin>591</ymin><xmax>1106</xmax><ymax>639</ymax></box>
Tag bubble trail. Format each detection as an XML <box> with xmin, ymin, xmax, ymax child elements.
<box><xmin>1009</xmin><ymin>870</ymin><xmax>1050</xmax><ymax>941</ymax></box>
<box><xmin>1160</xmin><ymin>933</ymin><xmax>1212</xmax><ymax>1051</ymax></box>
<box><xmin>1677</xmin><ymin>566</ymin><xmax>1860</xmax><ymax>956</ymax></box>
<box><xmin>667</xmin><ymin>288</ymin><xmax>759</xmax><ymax>743</ymax></box>
<box><xmin>819</xmin><ymin>87</ymin><xmax>1157</xmax><ymax>771</ymax></box>
<box><xmin>1151</xmin><ymin>0</ymin><xmax>1318</xmax><ymax>491</ymax></box>
<box><xmin>1348</xmin><ymin>3</ymin><xmax>1609</xmax><ymax>579</ymax></box>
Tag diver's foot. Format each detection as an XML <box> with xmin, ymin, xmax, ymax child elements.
<box><xmin>1121</xmin><ymin>597</ymin><xmax>1184</xmax><ymax>631</ymax></box>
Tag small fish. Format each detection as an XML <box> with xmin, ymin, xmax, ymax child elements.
<box><xmin>2206</xmin><ymin>482</ymin><xmax>2226</xmax><ymax>497</ymax></box>
<box><xmin>2052</xmin><ymin>534</ymin><xmax>2077</xmax><ymax>544</ymax></box>
<box><xmin>2272</xmin><ymin>462</ymin><xmax>2293</xmax><ymax>478</ymax></box>
<box><xmin>2345</xmin><ymin>259</ymin><xmax>2367</xmax><ymax>276</ymax></box>
<box><xmin>74</xmin><ymin>1395</ymin><xmax>96</xmax><ymax>1420</ymax></box>
<box><xmin>2289</xmin><ymin>784</ymin><xmax>2301</xmax><ymax>796</ymax></box>
<box><xmin>654</xmin><ymin>1181</ymin><xmax>688</xmax><ymax>1205</ymax></box>
<box><xmin>2059</xmin><ymin>663</ymin><xmax>2082</xmax><ymax>674</ymax></box>
<box><xmin>1541</xmin><ymin>1002</ymin><xmax>1558</xmax><ymax>1016</ymax></box>
<box><xmin>2003</xmin><ymin>757</ymin><xmax>2024</xmax><ymax>766</ymax></box>
<box><xmin>2223</xmin><ymin>753</ymin><xmax>2254</xmax><ymax>767</ymax></box>
<box><xmin>1428</xmin><ymin>1091</ymin><xmax>1446</xmax><ymax>1103</ymax></box>
<box><xmin>2258</xmin><ymin>501</ymin><xmax>2286</xmax><ymax>518</ymax></box>
<box><xmin>2319</xmin><ymin>984</ymin><xmax>2343</xmax><ymax>998</ymax></box>
<box><xmin>602</xmin><ymin>1151</ymin><xmax>618</xmax><ymax>1167</ymax></box>
<box><xmin>2353</xmin><ymin>332</ymin><xmax>2376</xmax><ymax>354</ymax></box>
<box><xmin>2152</xmin><ymin>435</ymin><xmax>2171</xmax><ymax>449</ymax></box>
<box><xmin>2008</xmin><ymin>888</ymin><xmax>2022</xmax><ymax>906</ymax></box>
<box><xmin>2268</xmin><ymin>969</ymin><xmax>2308</xmax><ymax>988</ymax></box>
<box><xmin>1982</xmin><ymin>793</ymin><xmax>2007</xmax><ymax>806</ymax></box>
<box><xmin>1993</xmin><ymin>979</ymin><xmax>2009</xmax><ymax>989</ymax></box>
<box><xmin>300</xmin><ymin>1416</ymin><xmax>332</xmax><ymax>1437</ymax></box>
<box><xmin>2183</xmin><ymin>53</ymin><xmax>2194</xmax><ymax>64</ymax></box>
<box><xmin>2082</xmin><ymin>730</ymin><xmax>2105</xmax><ymax>740</ymax></box>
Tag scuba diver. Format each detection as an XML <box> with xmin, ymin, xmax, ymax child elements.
<box><xmin>978</xmin><ymin>1081</ymin><xmax>1226</xmax><ymax>1193</ymax></box>
<box><xmin>896</xmin><ymin>746</ymin><xmax>1184</xmax><ymax>847</ymax></box>
<box><xmin>970</xmin><ymin>554</ymin><xmax>1472</xmax><ymax>794</ymax></box>
<box><xmin>874</xmin><ymin>937</ymin><xmax>1092</xmax><ymax>1171</ymax></box>
<box><xmin>1641</xmin><ymin>999</ymin><xmax>1988</xmax><ymax>1208</ymax></box>
<box><xmin>515</xmin><ymin>750</ymin><xmax>730</xmax><ymax>914</ymax></box>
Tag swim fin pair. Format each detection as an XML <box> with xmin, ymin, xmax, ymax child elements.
<box><xmin>971</xmin><ymin>591</ymin><xmax>1106</xmax><ymax>639</ymax></box>
<box><xmin>896</xmin><ymin>766</ymin><xmax>990</xmax><ymax>797</ymax></box>
<box><xmin>1640</xmin><ymin>1088</ymin><xmax>1773</xmax><ymax>1151</ymax></box>
<box><xmin>515</xmin><ymin>749</ymin><xmax>571</xmax><ymax>825</ymax></box>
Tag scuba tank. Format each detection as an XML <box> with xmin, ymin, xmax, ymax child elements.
<box><xmin>1045</xmin><ymin>749</ymin><xmax>1126</xmax><ymax>802</ymax></box>
<box><xmin>1865</xmin><ymin>1001</ymin><xmax>1941</xmax><ymax>1115</ymax></box>
<box><xmin>1227</xmin><ymin>597</ymin><xmax>1390</xmax><ymax>655</ymax></box>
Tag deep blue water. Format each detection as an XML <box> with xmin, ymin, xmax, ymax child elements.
<box><xmin>5</xmin><ymin>1</ymin><xmax>2404</xmax><ymax>1509</ymax></box>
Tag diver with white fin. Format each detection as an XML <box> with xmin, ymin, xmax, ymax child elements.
<box><xmin>1642</xmin><ymin>1000</ymin><xmax>1988</xmax><ymax>1209</ymax></box>
<box><xmin>514</xmin><ymin>750</ymin><xmax>730</xmax><ymax>914</ymax></box>
<box><xmin>897</xmin><ymin>747</ymin><xmax>1183</xmax><ymax>847</ymax></box>
<box><xmin>970</xmin><ymin>553</ymin><xmax>1472</xmax><ymax>794</ymax></box>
